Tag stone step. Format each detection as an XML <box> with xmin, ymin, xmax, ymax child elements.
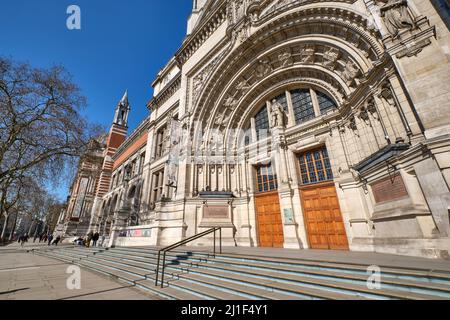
<box><xmin>207</xmin><ymin>259</ymin><xmax>450</xmax><ymax>298</ymax></box>
<box><xmin>135</xmin><ymin>279</ymin><xmax>203</xmax><ymax>300</ymax></box>
<box><xmin>177</xmin><ymin>272</ymin><xmax>339</xmax><ymax>300</ymax></box>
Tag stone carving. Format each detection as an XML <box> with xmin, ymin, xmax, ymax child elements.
<box><xmin>278</xmin><ymin>50</ymin><xmax>294</xmax><ymax>67</ymax></box>
<box><xmin>270</xmin><ymin>99</ymin><xmax>287</xmax><ymax>128</ymax></box>
<box><xmin>192</xmin><ymin>52</ymin><xmax>226</xmax><ymax>105</ymax></box>
<box><xmin>358</xmin><ymin>106</ymin><xmax>371</xmax><ymax>125</ymax></box>
<box><xmin>223</xmin><ymin>95</ymin><xmax>238</xmax><ymax>109</ymax></box>
<box><xmin>378</xmin><ymin>0</ymin><xmax>415</xmax><ymax>38</ymax></box>
<box><xmin>341</xmin><ymin>60</ymin><xmax>360</xmax><ymax>86</ymax></box>
<box><xmin>299</xmin><ymin>45</ymin><xmax>315</xmax><ymax>63</ymax></box>
<box><xmin>254</xmin><ymin>58</ymin><xmax>273</xmax><ymax>80</ymax></box>
<box><xmin>347</xmin><ymin>116</ymin><xmax>359</xmax><ymax>134</ymax></box>
<box><xmin>322</xmin><ymin>47</ymin><xmax>340</xmax><ymax>69</ymax></box>
<box><xmin>236</xmin><ymin>78</ymin><xmax>251</xmax><ymax>96</ymax></box>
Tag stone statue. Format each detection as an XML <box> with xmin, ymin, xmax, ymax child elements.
<box><xmin>270</xmin><ymin>99</ymin><xmax>286</xmax><ymax>128</ymax></box>
<box><xmin>379</xmin><ymin>0</ymin><xmax>415</xmax><ymax>38</ymax></box>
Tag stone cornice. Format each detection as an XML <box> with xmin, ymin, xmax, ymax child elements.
<box><xmin>147</xmin><ymin>73</ymin><xmax>181</xmax><ymax>111</ymax></box>
<box><xmin>175</xmin><ymin>0</ymin><xmax>228</xmax><ymax>66</ymax></box>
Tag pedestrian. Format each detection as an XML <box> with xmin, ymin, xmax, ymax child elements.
<box><xmin>47</xmin><ymin>234</ymin><xmax>54</xmax><ymax>246</ymax></box>
<box><xmin>92</xmin><ymin>232</ymin><xmax>100</xmax><ymax>247</ymax></box>
<box><xmin>86</xmin><ymin>231</ymin><xmax>94</xmax><ymax>248</ymax></box>
<box><xmin>52</xmin><ymin>236</ymin><xmax>61</xmax><ymax>246</ymax></box>
<box><xmin>20</xmin><ymin>234</ymin><xmax>29</xmax><ymax>247</ymax></box>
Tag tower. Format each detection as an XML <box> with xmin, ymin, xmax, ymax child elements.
<box><xmin>88</xmin><ymin>91</ymin><xmax>130</xmax><ymax>233</ymax></box>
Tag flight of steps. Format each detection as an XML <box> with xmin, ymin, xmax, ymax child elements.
<box><xmin>32</xmin><ymin>246</ymin><xmax>450</xmax><ymax>300</ymax></box>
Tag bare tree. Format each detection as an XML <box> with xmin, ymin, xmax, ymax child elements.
<box><xmin>0</xmin><ymin>57</ymin><xmax>103</xmax><ymax>240</ymax></box>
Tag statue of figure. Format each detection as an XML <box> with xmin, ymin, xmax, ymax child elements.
<box><xmin>270</xmin><ymin>99</ymin><xmax>286</xmax><ymax>128</ymax></box>
<box><xmin>379</xmin><ymin>0</ymin><xmax>415</xmax><ymax>38</ymax></box>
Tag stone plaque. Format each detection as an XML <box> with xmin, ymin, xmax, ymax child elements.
<box><xmin>204</xmin><ymin>205</ymin><xmax>229</xmax><ymax>219</ymax></box>
<box><xmin>283</xmin><ymin>208</ymin><xmax>294</xmax><ymax>224</ymax></box>
<box><xmin>371</xmin><ymin>174</ymin><xmax>408</xmax><ymax>204</ymax></box>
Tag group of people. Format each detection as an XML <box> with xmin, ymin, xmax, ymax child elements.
<box><xmin>74</xmin><ymin>231</ymin><xmax>103</xmax><ymax>248</ymax></box>
<box><xmin>18</xmin><ymin>233</ymin><xmax>61</xmax><ymax>247</ymax></box>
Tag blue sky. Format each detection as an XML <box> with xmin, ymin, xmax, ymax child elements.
<box><xmin>0</xmin><ymin>0</ymin><xmax>193</xmax><ymax>199</ymax></box>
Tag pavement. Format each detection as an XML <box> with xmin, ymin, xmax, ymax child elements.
<box><xmin>0</xmin><ymin>250</ymin><xmax>160</xmax><ymax>300</ymax></box>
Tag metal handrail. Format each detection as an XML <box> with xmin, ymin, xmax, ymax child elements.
<box><xmin>155</xmin><ymin>227</ymin><xmax>222</xmax><ymax>288</ymax></box>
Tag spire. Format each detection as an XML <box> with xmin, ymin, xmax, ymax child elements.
<box><xmin>113</xmin><ymin>90</ymin><xmax>130</xmax><ymax>127</ymax></box>
<box><xmin>120</xmin><ymin>90</ymin><xmax>128</xmax><ymax>106</ymax></box>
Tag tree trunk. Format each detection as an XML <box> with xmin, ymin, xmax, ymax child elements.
<box><xmin>1</xmin><ymin>214</ymin><xmax>9</xmax><ymax>241</ymax></box>
<box><xmin>9</xmin><ymin>213</ymin><xmax>19</xmax><ymax>241</ymax></box>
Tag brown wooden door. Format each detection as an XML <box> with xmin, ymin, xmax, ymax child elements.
<box><xmin>301</xmin><ymin>183</ymin><xmax>349</xmax><ymax>250</ymax></box>
<box><xmin>255</xmin><ymin>192</ymin><xmax>284</xmax><ymax>248</ymax></box>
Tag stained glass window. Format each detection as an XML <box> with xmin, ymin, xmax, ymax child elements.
<box><xmin>317</xmin><ymin>91</ymin><xmax>337</xmax><ymax>114</ymax></box>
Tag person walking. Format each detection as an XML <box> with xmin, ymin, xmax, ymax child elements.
<box><xmin>52</xmin><ymin>235</ymin><xmax>61</xmax><ymax>246</ymax></box>
<box><xmin>86</xmin><ymin>231</ymin><xmax>93</xmax><ymax>248</ymax></box>
<box><xmin>20</xmin><ymin>234</ymin><xmax>29</xmax><ymax>247</ymax></box>
<box><xmin>92</xmin><ymin>232</ymin><xmax>100</xmax><ymax>247</ymax></box>
<box><xmin>47</xmin><ymin>234</ymin><xmax>54</xmax><ymax>246</ymax></box>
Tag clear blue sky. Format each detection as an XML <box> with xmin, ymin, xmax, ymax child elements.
<box><xmin>0</xmin><ymin>0</ymin><xmax>193</xmax><ymax>200</ymax></box>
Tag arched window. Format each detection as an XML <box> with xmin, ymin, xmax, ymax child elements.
<box><xmin>254</xmin><ymin>106</ymin><xmax>270</xmax><ymax>140</ymax></box>
<box><xmin>317</xmin><ymin>91</ymin><xmax>337</xmax><ymax>114</ymax></box>
<box><xmin>291</xmin><ymin>89</ymin><xmax>315</xmax><ymax>124</ymax></box>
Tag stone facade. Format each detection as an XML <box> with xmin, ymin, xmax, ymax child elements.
<box><xmin>87</xmin><ymin>0</ymin><xmax>450</xmax><ymax>259</ymax></box>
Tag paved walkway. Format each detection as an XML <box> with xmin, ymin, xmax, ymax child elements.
<box><xmin>0</xmin><ymin>252</ymin><xmax>159</xmax><ymax>300</ymax></box>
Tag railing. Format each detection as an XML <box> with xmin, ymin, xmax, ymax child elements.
<box><xmin>154</xmin><ymin>227</ymin><xmax>222</xmax><ymax>288</ymax></box>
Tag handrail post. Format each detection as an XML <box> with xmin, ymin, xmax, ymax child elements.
<box><xmin>155</xmin><ymin>250</ymin><xmax>161</xmax><ymax>286</ymax></box>
<box><xmin>219</xmin><ymin>227</ymin><xmax>222</xmax><ymax>254</ymax></box>
<box><xmin>161</xmin><ymin>251</ymin><xmax>166</xmax><ymax>288</ymax></box>
<box><xmin>213</xmin><ymin>228</ymin><xmax>216</xmax><ymax>257</ymax></box>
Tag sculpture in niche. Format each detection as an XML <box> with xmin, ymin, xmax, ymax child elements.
<box><xmin>378</xmin><ymin>0</ymin><xmax>415</xmax><ymax>38</ymax></box>
<box><xmin>322</xmin><ymin>47</ymin><xmax>340</xmax><ymax>69</ymax></box>
<box><xmin>254</xmin><ymin>58</ymin><xmax>273</xmax><ymax>79</ymax></box>
<box><xmin>278</xmin><ymin>50</ymin><xmax>294</xmax><ymax>67</ymax></box>
<box><xmin>270</xmin><ymin>99</ymin><xmax>287</xmax><ymax>128</ymax></box>
<box><xmin>299</xmin><ymin>45</ymin><xmax>315</xmax><ymax>63</ymax></box>
<box><xmin>341</xmin><ymin>60</ymin><xmax>360</xmax><ymax>86</ymax></box>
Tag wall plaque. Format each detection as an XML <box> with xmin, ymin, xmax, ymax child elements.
<box><xmin>203</xmin><ymin>205</ymin><xmax>229</xmax><ymax>219</ymax></box>
<box><xmin>371</xmin><ymin>174</ymin><xmax>408</xmax><ymax>204</ymax></box>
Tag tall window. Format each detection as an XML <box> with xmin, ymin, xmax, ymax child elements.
<box><xmin>139</xmin><ymin>153</ymin><xmax>146</xmax><ymax>174</ymax></box>
<box><xmin>291</xmin><ymin>89</ymin><xmax>315</xmax><ymax>124</ymax></box>
<box><xmin>255</xmin><ymin>106</ymin><xmax>270</xmax><ymax>140</ymax></box>
<box><xmin>317</xmin><ymin>91</ymin><xmax>337</xmax><ymax>114</ymax></box>
<box><xmin>150</xmin><ymin>169</ymin><xmax>165</xmax><ymax>204</ymax></box>
<box><xmin>154</xmin><ymin>126</ymin><xmax>166</xmax><ymax>159</ymax></box>
<box><xmin>256</xmin><ymin>164</ymin><xmax>278</xmax><ymax>193</ymax></box>
<box><xmin>298</xmin><ymin>147</ymin><xmax>333</xmax><ymax>185</ymax></box>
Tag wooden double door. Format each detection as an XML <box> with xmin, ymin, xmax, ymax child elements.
<box><xmin>255</xmin><ymin>192</ymin><xmax>284</xmax><ymax>248</ymax></box>
<box><xmin>301</xmin><ymin>183</ymin><xmax>349</xmax><ymax>250</ymax></box>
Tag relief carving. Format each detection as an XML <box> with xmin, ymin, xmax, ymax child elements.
<box><xmin>278</xmin><ymin>50</ymin><xmax>294</xmax><ymax>67</ymax></box>
<box><xmin>378</xmin><ymin>0</ymin><xmax>415</xmax><ymax>38</ymax></box>
<box><xmin>299</xmin><ymin>45</ymin><xmax>315</xmax><ymax>64</ymax></box>
<box><xmin>322</xmin><ymin>47</ymin><xmax>340</xmax><ymax>69</ymax></box>
<box><xmin>341</xmin><ymin>60</ymin><xmax>360</xmax><ymax>86</ymax></box>
<box><xmin>254</xmin><ymin>58</ymin><xmax>273</xmax><ymax>80</ymax></box>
